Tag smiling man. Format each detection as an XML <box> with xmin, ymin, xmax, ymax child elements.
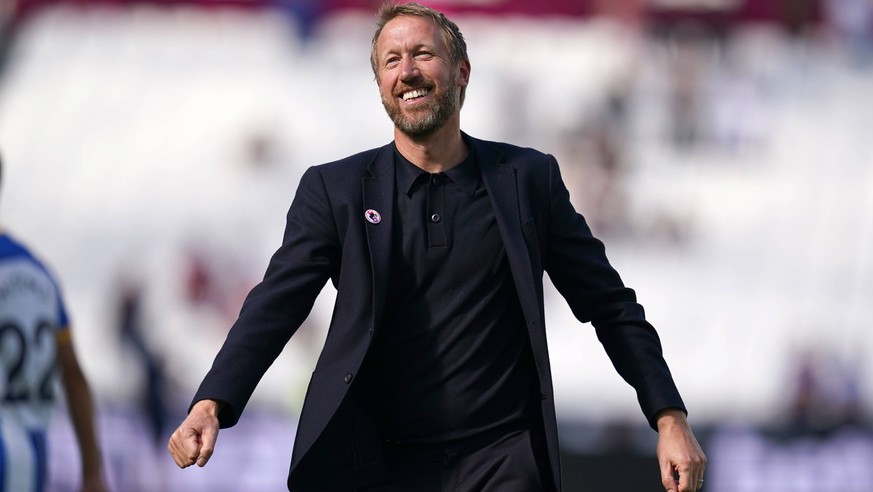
<box><xmin>168</xmin><ymin>3</ymin><xmax>706</xmax><ymax>491</ymax></box>
<box><xmin>374</xmin><ymin>11</ymin><xmax>468</xmax><ymax>144</ymax></box>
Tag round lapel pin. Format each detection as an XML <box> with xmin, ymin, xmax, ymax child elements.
<box><xmin>365</xmin><ymin>209</ymin><xmax>382</xmax><ymax>224</ymax></box>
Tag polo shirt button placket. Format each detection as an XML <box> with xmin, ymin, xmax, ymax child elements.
<box><xmin>427</xmin><ymin>172</ymin><xmax>447</xmax><ymax>247</ymax></box>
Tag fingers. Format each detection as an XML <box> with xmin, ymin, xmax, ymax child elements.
<box><xmin>692</xmin><ymin>466</ymin><xmax>705</xmax><ymax>492</ymax></box>
<box><xmin>660</xmin><ymin>458</ymin><xmax>707</xmax><ymax>492</ymax></box>
<box><xmin>656</xmin><ymin>415</ymin><xmax>707</xmax><ymax>492</ymax></box>
<box><xmin>675</xmin><ymin>462</ymin><xmax>707</xmax><ymax>492</ymax></box>
<box><xmin>196</xmin><ymin>423</ymin><xmax>218</xmax><ymax>467</ymax></box>
<box><xmin>167</xmin><ymin>426</ymin><xmax>201</xmax><ymax>468</ymax></box>
<box><xmin>659</xmin><ymin>463</ymin><xmax>677</xmax><ymax>492</ymax></box>
<box><xmin>688</xmin><ymin>448</ymin><xmax>707</xmax><ymax>491</ymax></box>
<box><xmin>167</xmin><ymin>420</ymin><xmax>219</xmax><ymax>468</ymax></box>
<box><xmin>167</xmin><ymin>400</ymin><xmax>222</xmax><ymax>469</ymax></box>
<box><xmin>668</xmin><ymin>465</ymin><xmax>706</xmax><ymax>492</ymax></box>
<box><xmin>676</xmin><ymin>464</ymin><xmax>692</xmax><ymax>492</ymax></box>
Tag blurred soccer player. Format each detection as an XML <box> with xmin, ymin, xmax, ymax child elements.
<box><xmin>0</xmin><ymin>156</ymin><xmax>107</xmax><ymax>492</ymax></box>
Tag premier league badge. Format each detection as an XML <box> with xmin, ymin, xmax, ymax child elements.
<box><xmin>365</xmin><ymin>209</ymin><xmax>382</xmax><ymax>224</ymax></box>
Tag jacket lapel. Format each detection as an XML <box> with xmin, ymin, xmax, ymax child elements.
<box><xmin>362</xmin><ymin>144</ymin><xmax>396</xmax><ymax>332</ymax></box>
<box><xmin>475</xmin><ymin>139</ymin><xmax>556</xmax><ymax>484</ymax></box>
<box><xmin>474</xmin><ymin>137</ymin><xmax>540</xmax><ymax>328</ymax></box>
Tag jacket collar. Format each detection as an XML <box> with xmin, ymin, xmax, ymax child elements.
<box><xmin>367</xmin><ymin>132</ymin><xmax>506</xmax><ymax>177</ymax></box>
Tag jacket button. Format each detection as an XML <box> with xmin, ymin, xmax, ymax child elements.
<box><xmin>344</xmin><ymin>373</ymin><xmax>353</xmax><ymax>384</ymax></box>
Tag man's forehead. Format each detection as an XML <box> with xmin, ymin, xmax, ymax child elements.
<box><xmin>378</xmin><ymin>15</ymin><xmax>442</xmax><ymax>49</ymax></box>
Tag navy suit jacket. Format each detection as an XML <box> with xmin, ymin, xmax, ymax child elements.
<box><xmin>193</xmin><ymin>134</ymin><xmax>685</xmax><ymax>491</ymax></box>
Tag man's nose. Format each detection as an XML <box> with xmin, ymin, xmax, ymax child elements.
<box><xmin>399</xmin><ymin>56</ymin><xmax>420</xmax><ymax>81</ymax></box>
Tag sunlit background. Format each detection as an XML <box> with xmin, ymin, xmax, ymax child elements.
<box><xmin>1</xmin><ymin>0</ymin><xmax>872</xmax><ymax>490</ymax></box>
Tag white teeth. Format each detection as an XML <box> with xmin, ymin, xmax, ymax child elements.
<box><xmin>402</xmin><ymin>89</ymin><xmax>429</xmax><ymax>101</ymax></box>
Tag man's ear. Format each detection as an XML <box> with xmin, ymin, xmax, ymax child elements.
<box><xmin>456</xmin><ymin>59</ymin><xmax>471</xmax><ymax>88</ymax></box>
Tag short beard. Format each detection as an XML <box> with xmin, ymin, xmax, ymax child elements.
<box><xmin>382</xmin><ymin>82</ymin><xmax>458</xmax><ymax>138</ymax></box>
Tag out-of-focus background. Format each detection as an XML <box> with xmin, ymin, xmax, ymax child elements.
<box><xmin>1</xmin><ymin>0</ymin><xmax>871</xmax><ymax>490</ymax></box>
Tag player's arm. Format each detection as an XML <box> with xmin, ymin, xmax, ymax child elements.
<box><xmin>57</xmin><ymin>327</ymin><xmax>108</xmax><ymax>492</ymax></box>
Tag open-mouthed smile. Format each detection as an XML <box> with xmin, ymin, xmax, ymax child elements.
<box><xmin>402</xmin><ymin>88</ymin><xmax>430</xmax><ymax>101</ymax></box>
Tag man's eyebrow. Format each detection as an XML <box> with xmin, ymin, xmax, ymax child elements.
<box><xmin>381</xmin><ymin>41</ymin><xmax>435</xmax><ymax>56</ymax></box>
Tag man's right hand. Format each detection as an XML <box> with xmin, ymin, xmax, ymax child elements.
<box><xmin>167</xmin><ymin>399</ymin><xmax>223</xmax><ymax>468</ymax></box>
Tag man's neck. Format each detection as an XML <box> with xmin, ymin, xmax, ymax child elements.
<box><xmin>394</xmin><ymin>121</ymin><xmax>468</xmax><ymax>174</ymax></box>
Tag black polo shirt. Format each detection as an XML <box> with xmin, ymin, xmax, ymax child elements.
<box><xmin>359</xmin><ymin>143</ymin><xmax>540</xmax><ymax>443</ymax></box>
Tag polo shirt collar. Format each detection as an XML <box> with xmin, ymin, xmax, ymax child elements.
<box><xmin>393</xmin><ymin>143</ymin><xmax>480</xmax><ymax>198</ymax></box>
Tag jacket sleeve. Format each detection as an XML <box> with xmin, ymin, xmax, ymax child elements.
<box><xmin>541</xmin><ymin>155</ymin><xmax>686</xmax><ymax>429</ymax></box>
<box><xmin>192</xmin><ymin>166</ymin><xmax>341</xmax><ymax>428</ymax></box>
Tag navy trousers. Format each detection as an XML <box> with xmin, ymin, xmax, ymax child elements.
<box><xmin>366</xmin><ymin>427</ymin><xmax>554</xmax><ymax>492</ymax></box>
